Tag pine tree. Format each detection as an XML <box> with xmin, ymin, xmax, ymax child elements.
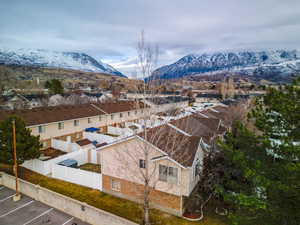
<box><xmin>218</xmin><ymin>77</ymin><xmax>300</xmax><ymax>225</ymax></box>
<box><xmin>0</xmin><ymin>116</ymin><xmax>41</xmax><ymax>165</ymax></box>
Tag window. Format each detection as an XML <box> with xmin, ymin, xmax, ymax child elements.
<box><xmin>111</xmin><ymin>179</ymin><xmax>121</xmax><ymax>191</ymax></box>
<box><xmin>111</xmin><ymin>114</ymin><xmax>114</xmax><ymax>120</ymax></box>
<box><xmin>42</xmin><ymin>141</ymin><xmax>48</xmax><ymax>148</ymax></box>
<box><xmin>168</xmin><ymin>167</ymin><xmax>178</xmax><ymax>184</ymax></box>
<box><xmin>128</xmin><ymin>111</ymin><xmax>130</xmax><ymax>116</ymax></box>
<box><xmin>38</xmin><ymin>125</ymin><xmax>45</xmax><ymax>133</ymax></box>
<box><xmin>159</xmin><ymin>165</ymin><xmax>178</xmax><ymax>184</ymax></box>
<box><xmin>74</xmin><ymin>120</ymin><xmax>79</xmax><ymax>126</ymax></box>
<box><xmin>159</xmin><ymin>165</ymin><xmax>168</xmax><ymax>182</ymax></box>
<box><xmin>120</xmin><ymin>113</ymin><xmax>123</xmax><ymax>118</ymax></box>
<box><xmin>99</xmin><ymin>116</ymin><xmax>102</xmax><ymax>121</ymax></box>
<box><xmin>139</xmin><ymin>159</ymin><xmax>146</xmax><ymax>168</ymax></box>
<box><xmin>194</xmin><ymin>161</ymin><xmax>201</xmax><ymax>178</ymax></box>
<box><xmin>88</xmin><ymin>118</ymin><xmax>91</xmax><ymax>124</ymax></box>
<box><xmin>58</xmin><ymin>122</ymin><xmax>64</xmax><ymax>130</ymax></box>
<box><xmin>135</xmin><ymin>110</ymin><xmax>137</xmax><ymax>115</ymax></box>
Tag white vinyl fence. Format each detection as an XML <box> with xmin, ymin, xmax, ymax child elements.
<box><xmin>51</xmin><ymin>139</ymin><xmax>82</xmax><ymax>152</ymax></box>
<box><xmin>22</xmin><ymin>159</ymin><xmax>51</xmax><ymax>175</ymax></box>
<box><xmin>22</xmin><ymin>149</ymin><xmax>88</xmax><ymax>175</ymax></box>
<box><xmin>83</xmin><ymin>132</ymin><xmax>116</xmax><ymax>144</ymax></box>
<box><xmin>52</xmin><ymin>164</ymin><xmax>102</xmax><ymax>190</ymax></box>
<box><xmin>107</xmin><ymin>126</ymin><xmax>134</xmax><ymax>136</ymax></box>
<box><xmin>90</xmin><ymin>149</ymin><xmax>98</xmax><ymax>164</ymax></box>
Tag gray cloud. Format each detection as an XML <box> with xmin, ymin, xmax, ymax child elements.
<box><xmin>1</xmin><ymin>0</ymin><xmax>300</xmax><ymax>76</ymax></box>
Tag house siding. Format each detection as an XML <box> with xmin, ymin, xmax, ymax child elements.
<box><xmin>102</xmin><ymin>175</ymin><xmax>183</xmax><ymax>216</ymax></box>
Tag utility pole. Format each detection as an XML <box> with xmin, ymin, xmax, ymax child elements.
<box><xmin>12</xmin><ymin>119</ymin><xmax>21</xmax><ymax>201</ymax></box>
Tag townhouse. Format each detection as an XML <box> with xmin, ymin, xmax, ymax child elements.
<box><xmin>97</xmin><ymin>105</ymin><xmax>230</xmax><ymax>216</ymax></box>
<box><xmin>99</xmin><ymin>124</ymin><xmax>204</xmax><ymax>216</ymax></box>
<box><xmin>0</xmin><ymin>100</ymin><xmax>149</xmax><ymax>149</ymax></box>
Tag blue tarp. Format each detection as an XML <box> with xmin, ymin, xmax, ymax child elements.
<box><xmin>58</xmin><ymin>159</ymin><xmax>78</xmax><ymax>168</ymax></box>
<box><xmin>85</xmin><ymin>127</ymin><xmax>100</xmax><ymax>132</ymax></box>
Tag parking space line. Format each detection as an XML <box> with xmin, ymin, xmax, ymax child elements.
<box><xmin>0</xmin><ymin>194</ymin><xmax>15</xmax><ymax>202</ymax></box>
<box><xmin>62</xmin><ymin>217</ymin><xmax>74</xmax><ymax>225</ymax></box>
<box><xmin>23</xmin><ymin>208</ymin><xmax>54</xmax><ymax>225</ymax></box>
<box><xmin>0</xmin><ymin>200</ymin><xmax>34</xmax><ymax>218</ymax></box>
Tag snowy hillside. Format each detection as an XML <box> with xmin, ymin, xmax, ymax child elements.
<box><xmin>0</xmin><ymin>48</ymin><xmax>126</xmax><ymax>77</ymax></box>
<box><xmin>152</xmin><ymin>50</ymin><xmax>300</xmax><ymax>80</ymax></box>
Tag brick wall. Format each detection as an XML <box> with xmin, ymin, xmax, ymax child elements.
<box><xmin>103</xmin><ymin>175</ymin><xmax>182</xmax><ymax>216</ymax></box>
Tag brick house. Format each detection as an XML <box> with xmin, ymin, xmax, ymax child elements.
<box><xmin>98</xmin><ymin>124</ymin><xmax>206</xmax><ymax>216</ymax></box>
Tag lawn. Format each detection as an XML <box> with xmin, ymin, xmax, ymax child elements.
<box><xmin>104</xmin><ymin>133</ymin><xmax>120</xmax><ymax>137</ymax></box>
<box><xmin>0</xmin><ymin>164</ymin><xmax>227</xmax><ymax>225</ymax></box>
<box><xmin>79</xmin><ymin>163</ymin><xmax>101</xmax><ymax>173</ymax></box>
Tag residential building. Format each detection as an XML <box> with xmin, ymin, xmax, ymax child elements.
<box><xmin>0</xmin><ymin>100</ymin><xmax>149</xmax><ymax>148</ymax></box>
<box><xmin>99</xmin><ymin>124</ymin><xmax>204</xmax><ymax>216</ymax></box>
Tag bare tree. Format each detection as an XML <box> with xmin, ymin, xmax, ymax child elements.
<box><xmin>112</xmin><ymin>31</ymin><xmax>192</xmax><ymax>225</ymax></box>
<box><xmin>136</xmin><ymin>30</ymin><xmax>159</xmax><ymax>225</ymax></box>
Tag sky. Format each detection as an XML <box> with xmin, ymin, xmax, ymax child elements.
<box><xmin>1</xmin><ymin>0</ymin><xmax>300</xmax><ymax>77</ymax></box>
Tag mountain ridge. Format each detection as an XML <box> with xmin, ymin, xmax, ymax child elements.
<box><xmin>0</xmin><ymin>48</ymin><xmax>126</xmax><ymax>77</ymax></box>
<box><xmin>151</xmin><ymin>50</ymin><xmax>300</xmax><ymax>81</ymax></box>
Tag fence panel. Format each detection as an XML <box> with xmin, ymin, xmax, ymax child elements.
<box><xmin>52</xmin><ymin>164</ymin><xmax>102</xmax><ymax>190</ymax></box>
<box><xmin>22</xmin><ymin>150</ymin><xmax>88</xmax><ymax>175</ymax></box>
<box><xmin>83</xmin><ymin>131</ymin><xmax>116</xmax><ymax>144</ymax></box>
<box><xmin>107</xmin><ymin>126</ymin><xmax>133</xmax><ymax>136</ymax></box>
<box><xmin>90</xmin><ymin>149</ymin><xmax>98</xmax><ymax>164</ymax></box>
<box><xmin>51</xmin><ymin>139</ymin><xmax>71</xmax><ymax>152</ymax></box>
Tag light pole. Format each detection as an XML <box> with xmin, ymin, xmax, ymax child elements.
<box><xmin>12</xmin><ymin>119</ymin><xmax>21</xmax><ymax>201</ymax></box>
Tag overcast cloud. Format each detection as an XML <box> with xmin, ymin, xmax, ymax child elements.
<box><xmin>1</xmin><ymin>0</ymin><xmax>300</xmax><ymax>76</ymax></box>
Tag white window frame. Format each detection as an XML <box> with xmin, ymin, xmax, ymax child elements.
<box><xmin>38</xmin><ymin>125</ymin><xmax>45</xmax><ymax>133</ymax></box>
<box><xmin>139</xmin><ymin>159</ymin><xmax>146</xmax><ymax>169</ymax></box>
<box><xmin>58</xmin><ymin>122</ymin><xmax>64</xmax><ymax>130</ymax></box>
<box><xmin>88</xmin><ymin>118</ymin><xmax>92</xmax><ymax>124</ymax></box>
<box><xmin>74</xmin><ymin>120</ymin><xmax>79</xmax><ymax>126</ymax></box>
<box><xmin>111</xmin><ymin>179</ymin><xmax>121</xmax><ymax>191</ymax></box>
<box><xmin>42</xmin><ymin>141</ymin><xmax>48</xmax><ymax>148</ymax></box>
<box><xmin>159</xmin><ymin>164</ymin><xmax>178</xmax><ymax>184</ymax></box>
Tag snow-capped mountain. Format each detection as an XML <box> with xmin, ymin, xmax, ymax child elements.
<box><xmin>0</xmin><ymin>48</ymin><xmax>126</xmax><ymax>77</ymax></box>
<box><xmin>152</xmin><ymin>50</ymin><xmax>300</xmax><ymax>80</ymax></box>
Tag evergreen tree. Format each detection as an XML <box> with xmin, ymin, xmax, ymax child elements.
<box><xmin>0</xmin><ymin>116</ymin><xmax>41</xmax><ymax>165</ymax></box>
<box><xmin>219</xmin><ymin>77</ymin><xmax>300</xmax><ymax>225</ymax></box>
<box><xmin>45</xmin><ymin>79</ymin><xmax>64</xmax><ymax>95</ymax></box>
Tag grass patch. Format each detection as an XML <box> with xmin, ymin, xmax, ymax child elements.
<box><xmin>79</xmin><ymin>163</ymin><xmax>101</xmax><ymax>173</ymax></box>
<box><xmin>104</xmin><ymin>133</ymin><xmax>120</xmax><ymax>137</ymax></box>
<box><xmin>0</xmin><ymin>163</ymin><xmax>227</xmax><ymax>225</ymax></box>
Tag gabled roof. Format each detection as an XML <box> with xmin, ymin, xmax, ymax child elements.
<box><xmin>200</xmin><ymin>108</ymin><xmax>228</xmax><ymax>121</ymax></box>
<box><xmin>170</xmin><ymin>114</ymin><xmax>226</xmax><ymax>144</ymax></box>
<box><xmin>138</xmin><ymin>125</ymin><xmax>201</xmax><ymax>167</ymax></box>
<box><xmin>0</xmin><ymin>100</ymin><xmax>148</xmax><ymax>126</ymax></box>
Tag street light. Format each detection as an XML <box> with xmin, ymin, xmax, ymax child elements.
<box><xmin>12</xmin><ymin>119</ymin><xmax>21</xmax><ymax>201</ymax></box>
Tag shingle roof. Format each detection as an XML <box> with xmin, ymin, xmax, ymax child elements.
<box><xmin>170</xmin><ymin>114</ymin><xmax>226</xmax><ymax>144</ymax></box>
<box><xmin>76</xmin><ymin>139</ymin><xmax>92</xmax><ymax>146</ymax></box>
<box><xmin>0</xmin><ymin>100</ymin><xmax>147</xmax><ymax>126</ymax></box>
<box><xmin>200</xmin><ymin>108</ymin><xmax>228</xmax><ymax>121</ymax></box>
<box><xmin>139</xmin><ymin>125</ymin><xmax>201</xmax><ymax>167</ymax></box>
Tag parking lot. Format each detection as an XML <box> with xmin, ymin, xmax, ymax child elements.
<box><xmin>0</xmin><ymin>186</ymin><xmax>90</xmax><ymax>225</ymax></box>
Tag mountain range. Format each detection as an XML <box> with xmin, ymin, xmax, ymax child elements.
<box><xmin>151</xmin><ymin>50</ymin><xmax>300</xmax><ymax>81</ymax></box>
<box><xmin>0</xmin><ymin>48</ymin><xmax>126</xmax><ymax>77</ymax></box>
